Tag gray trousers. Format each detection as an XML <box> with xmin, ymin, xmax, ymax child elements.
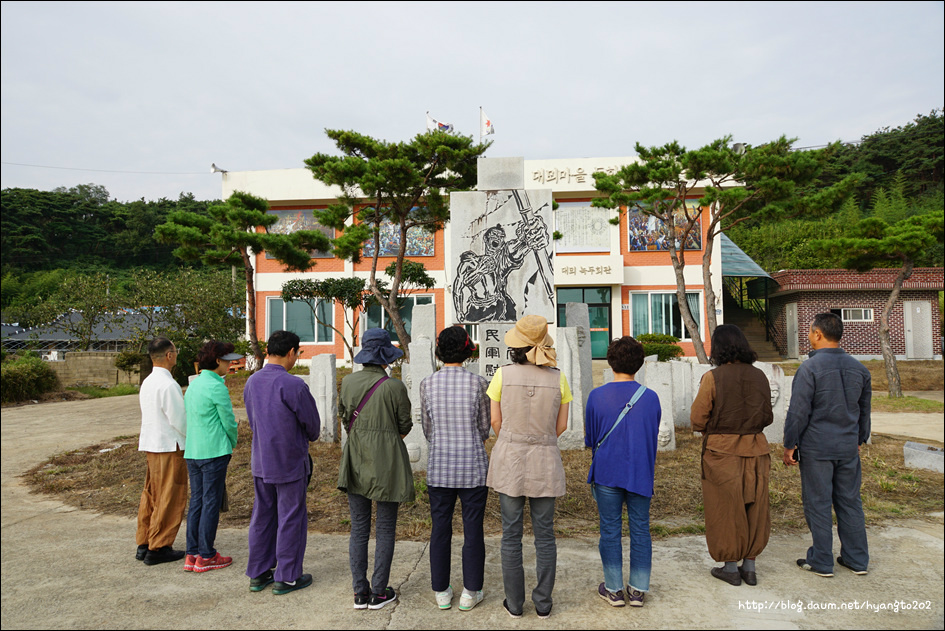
<box><xmin>799</xmin><ymin>455</ymin><xmax>869</xmax><ymax>573</ymax></box>
<box><xmin>348</xmin><ymin>493</ymin><xmax>399</xmax><ymax>595</ymax></box>
<box><xmin>499</xmin><ymin>493</ymin><xmax>556</xmax><ymax>614</ymax></box>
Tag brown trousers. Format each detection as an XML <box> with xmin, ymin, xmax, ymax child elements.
<box><xmin>136</xmin><ymin>450</ymin><xmax>188</xmax><ymax>550</ymax></box>
<box><xmin>701</xmin><ymin>450</ymin><xmax>771</xmax><ymax>562</ymax></box>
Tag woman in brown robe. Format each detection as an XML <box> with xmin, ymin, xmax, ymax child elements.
<box><xmin>691</xmin><ymin>324</ymin><xmax>773</xmax><ymax>586</ymax></box>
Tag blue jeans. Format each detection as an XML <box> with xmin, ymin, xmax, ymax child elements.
<box><xmin>592</xmin><ymin>484</ymin><xmax>652</xmax><ymax>592</ymax></box>
<box><xmin>185</xmin><ymin>454</ymin><xmax>230</xmax><ymax>558</ymax></box>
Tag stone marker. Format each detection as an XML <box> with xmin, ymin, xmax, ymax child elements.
<box><xmin>565</xmin><ymin>302</ymin><xmax>594</xmax><ymax>418</ymax></box>
<box><xmin>406</xmin><ymin>336</ymin><xmax>436</xmax><ymax>471</ymax></box>
<box><xmin>903</xmin><ymin>441</ymin><xmax>944</xmax><ymax>473</ymax></box>
<box><xmin>308</xmin><ymin>354</ymin><xmax>338</xmax><ymax>443</ymax></box>
<box><xmin>557</xmin><ymin>326</ymin><xmax>586</xmax><ymax>450</ymax></box>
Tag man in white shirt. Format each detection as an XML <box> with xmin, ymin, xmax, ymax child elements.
<box><xmin>136</xmin><ymin>337</ymin><xmax>188</xmax><ymax>566</ymax></box>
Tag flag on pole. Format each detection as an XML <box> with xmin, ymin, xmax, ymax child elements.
<box><xmin>480</xmin><ymin>108</ymin><xmax>495</xmax><ymax>137</ymax></box>
<box><xmin>426</xmin><ymin>112</ymin><xmax>454</xmax><ymax>133</ymax></box>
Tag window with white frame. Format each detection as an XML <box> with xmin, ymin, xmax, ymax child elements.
<box><xmin>832</xmin><ymin>308</ymin><xmax>874</xmax><ymax>322</ymax></box>
<box><xmin>630</xmin><ymin>292</ymin><xmax>702</xmax><ymax>340</ymax></box>
<box><xmin>267</xmin><ymin>297</ymin><xmax>333</xmax><ymax>343</ymax></box>
<box><xmin>366</xmin><ymin>295</ymin><xmax>433</xmax><ymax>342</ymax></box>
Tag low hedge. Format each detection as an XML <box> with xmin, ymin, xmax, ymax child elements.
<box><xmin>1</xmin><ymin>354</ymin><xmax>61</xmax><ymax>403</ymax></box>
<box><xmin>635</xmin><ymin>333</ymin><xmax>684</xmax><ymax>362</ymax></box>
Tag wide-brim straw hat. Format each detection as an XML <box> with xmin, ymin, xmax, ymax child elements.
<box><xmin>354</xmin><ymin>328</ymin><xmax>404</xmax><ymax>365</ymax></box>
<box><xmin>504</xmin><ymin>315</ymin><xmax>556</xmax><ymax>367</ymax></box>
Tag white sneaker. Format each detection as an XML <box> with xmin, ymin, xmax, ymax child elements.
<box><xmin>459</xmin><ymin>589</ymin><xmax>483</xmax><ymax>611</ymax></box>
<box><xmin>435</xmin><ymin>585</ymin><xmax>453</xmax><ymax>609</ymax></box>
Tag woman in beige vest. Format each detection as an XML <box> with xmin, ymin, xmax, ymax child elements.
<box><xmin>486</xmin><ymin>315</ymin><xmax>572</xmax><ymax>619</ymax></box>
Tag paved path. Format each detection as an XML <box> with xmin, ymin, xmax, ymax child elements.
<box><xmin>1</xmin><ymin>397</ymin><xmax>943</xmax><ymax>629</ymax></box>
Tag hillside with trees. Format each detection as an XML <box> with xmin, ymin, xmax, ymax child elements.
<box><xmin>727</xmin><ymin>109</ymin><xmax>944</xmax><ymax>271</ymax></box>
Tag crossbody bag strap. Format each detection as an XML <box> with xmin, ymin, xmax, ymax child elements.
<box><xmin>347</xmin><ymin>375</ymin><xmax>389</xmax><ymax>433</ymax></box>
<box><xmin>593</xmin><ymin>385</ymin><xmax>648</xmax><ymax>456</ymax></box>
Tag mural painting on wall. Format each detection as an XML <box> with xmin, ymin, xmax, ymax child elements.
<box><xmin>627</xmin><ymin>199</ymin><xmax>703</xmax><ymax>252</ymax></box>
<box><xmin>361</xmin><ymin>211</ymin><xmax>435</xmax><ymax>257</ymax></box>
<box><xmin>452</xmin><ymin>189</ymin><xmax>555</xmax><ymax>323</ymax></box>
<box><xmin>267</xmin><ymin>209</ymin><xmax>334</xmax><ymax>259</ymax></box>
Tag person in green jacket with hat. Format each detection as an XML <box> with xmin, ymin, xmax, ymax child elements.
<box><xmin>338</xmin><ymin>328</ymin><xmax>414</xmax><ymax>611</ymax></box>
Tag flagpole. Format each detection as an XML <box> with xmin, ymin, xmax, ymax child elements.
<box><xmin>479</xmin><ymin>106</ymin><xmax>482</xmax><ymax>143</ymax></box>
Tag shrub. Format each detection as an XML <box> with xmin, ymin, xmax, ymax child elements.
<box><xmin>635</xmin><ymin>334</ymin><xmax>684</xmax><ymax>362</ymax></box>
<box><xmin>114</xmin><ymin>350</ymin><xmax>146</xmax><ymax>375</ymax></box>
<box><xmin>1</xmin><ymin>354</ymin><xmax>61</xmax><ymax>403</ymax></box>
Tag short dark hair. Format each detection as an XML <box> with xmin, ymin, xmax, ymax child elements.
<box><xmin>196</xmin><ymin>340</ymin><xmax>235</xmax><ymax>371</ymax></box>
<box><xmin>268</xmin><ymin>330</ymin><xmax>301</xmax><ymax>357</ymax></box>
<box><xmin>509</xmin><ymin>346</ymin><xmax>533</xmax><ymax>365</ymax></box>
<box><xmin>812</xmin><ymin>312</ymin><xmax>843</xmax><ymax>342</ymax></box>
<box><xmin>148</xmin><ymin>337</ymin><xmax>174</xmax><ymax>361</ymax></box>
<box><xmin>607</xmin><ymin>336</ymin><xmax>645</xmax><ymax>375</ymax></box>
<box><xmin>709</xmin><ymin>324</ymin><xmax>757</xmax><ymax>366</ymax></box>
<box><xmin>435</xmin><ymin>326</ymin><xmax>474</xmax><ymax>364</ymax></box>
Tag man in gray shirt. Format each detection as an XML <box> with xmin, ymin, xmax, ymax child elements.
<box><xmin>783</xmin><ymin>313</ymin><xmax>871</xmax><ymax>577</ymax></box>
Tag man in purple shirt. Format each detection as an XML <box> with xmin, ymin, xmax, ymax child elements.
<box><xmin>244</xmin><ymin>330</ymin><xmax>320</xmax><ymax>595</ymax></box>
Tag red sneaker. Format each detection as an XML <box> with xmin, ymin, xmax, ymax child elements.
<box><xmin>183</xmin><ymin>554</ymin><xmax>197</xmax><ymax>572</ymax></box>
<box><xmin>193</xmin><ymin>552</ymin><xmax>233</xmax><ymax>573</ymax></box>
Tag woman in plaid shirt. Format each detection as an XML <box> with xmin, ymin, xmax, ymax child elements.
<box><xmin>420</xmin><ymin>326</ymin><xmax>491</xmax><ymax>612</ymax></box>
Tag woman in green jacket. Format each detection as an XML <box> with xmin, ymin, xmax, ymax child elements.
<box><xmin>338</xmin><ymin>328</ymin><xmax>413</xmax><ymax>610</ymax></box>
<box><xmin>183</xmin><ymin>340</ymin><xmax>242</xmax><ymax>573</ymax></box>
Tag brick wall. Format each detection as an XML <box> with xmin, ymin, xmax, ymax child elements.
<box><xmin>47</xmin><ymin>352</ymin><xmax>140</xmax><ymax>388</ymax></box>
<box><xmin>771</xmin><ymin>289</ymin><xmax>942</xmax><ymax>357</ymax></box>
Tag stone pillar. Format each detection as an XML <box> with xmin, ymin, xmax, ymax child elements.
<box><xmin>754</xmin><ymin>361</ymin><xmax>788</xmax><ymax>445</ymax></box>
<box><xmin>556</xmin><ymin>326</ymin><xmax>586</xmax><ymax>450</ymax></box>
<box><xmin>411</xmin><ymin>303</ymin><xmax>437</xmax><ymax>346</ymax></box>
<box><xmin>477</xmin><ymin>322</ymin><xmax>515</xmax><ymax>381</ymax></box>
<box><xmin>638</xmin><ymin>360</ymin><xmax>676</xmax><ymax>451</ymax></box>
<box><xmin>565</xmin><ymin>302</ymin><xmax>593</xmax><ymax>421</ymax></box>
<box><xmin>406</xmin><ymin>337</ymin><xmax>436</xmax><ymax>471</ymax></box>
<box><xmin>308</xmin><ymin>354</ymin><xmax>338</xmax><ymax>443</ymax></box>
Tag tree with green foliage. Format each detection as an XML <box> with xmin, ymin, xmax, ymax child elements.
<box><xmin>281</xmin><ymin>276</ymin><xmax>367</xmax><ymax>363</ymax></box>
<box><xmin>305</xmin><ymin>129</ymin><xmax>489</xmax><ymax>360</ymax></box>
<box><xmin>156</xmin><ymin>191</ymin><xmax>330</xmax><ymax>367</ymax></box>
<box><xmin>27</xmin><ymin>272</ymin><xmax>122</xmax><ymax>351</ymax></box>
<box><xmin>813</xmin><ymin>210</ymin><xmax>944</xmax><ymax>397</ymax></box>
<box><xmin>594</xmin><ymin>137</ymin><xmax>858</xmax><ymax>363</ymax></box>
<box><xmin>281</xmin><ymin>259</ymin><xmax>435</xmax><ymax>364</ymax></box>
<box><xmin>819</xmin><ymin>108</ymin><xmax>944</xmax><ymax>208</ymax></box>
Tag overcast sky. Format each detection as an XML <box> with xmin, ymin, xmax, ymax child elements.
<box><xmin>2</xmin><ymin>1</ymin><xmax>943</xmax><ymax>203</ymax></box>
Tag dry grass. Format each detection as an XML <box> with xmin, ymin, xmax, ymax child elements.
<box><xmin>24</xmin><ymin>427</ymin><xmax>943</xmax><ymax>541</ymax></box>
<box><xmin>777</xmin><ymin>359</ymin><xmax>944</xmax><ymax>391</ymax></box>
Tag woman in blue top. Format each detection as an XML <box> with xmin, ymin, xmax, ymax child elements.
<box><xmin>585</xmin><ymin>336</ymin><xmax>661</xmax><ymax>608</ymax></box>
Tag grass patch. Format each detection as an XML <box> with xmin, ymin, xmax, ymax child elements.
<box><xmin>871</xmin><ymin>395</ymin><xmax>944</xmax><ymax>414</ymax></box>
<box><xmin>67</xmin><ymin>384</ymin><xmax>140</xmax><ymax>399</ymax></box>
<box><xmin>777</xmin><ymin>359</ymin><xmax>944</xmax><ymax>392</ymax></box>
<box><xmin>23</xmin><ymin>427</ymin><xmax>943</xmax><ymax>541</ymax></box>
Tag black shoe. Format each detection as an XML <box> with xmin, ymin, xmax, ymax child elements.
<box><xmin>711</xmin><ymin>567</ymin><xmax>741</xmax><ymax>586</ymax></box>
<box><xmin>796</xmin><ymin>558</ymin><xmax>833</xmax><ymax>577</ymax></box>
<box><xmin>143</xmin><ymin>546</ymin><xmax>186</xmax><ymax>566</ymax></box>
<box><xmin>368</xmin><ymin>586</ymin><xmax>397</xmax><ymax>610</ymax></box>
<box><xmin>502</xmin><ymin>599</ymin><xmax>523</xmax><ymax>619</ymax></box>
<box><xmin>272</xmin><ymin>573</ymin><xmax>313</xmax><ymax>595</ymax></box>
<box><xmin>135</xmin><ymin>544</ymin><xmax>148</xmax><ymax>561</ymax></box>
<box><xmin>837</xmin><ymin>556</ymin><xmax>868</xmax><ymax>575</ymax></box>
<box><xmin>536</xmin><ymin>604</ymin><xmax>552</xmax><ymax>619</ymax></box>
<box><xmin>738</xmin><ymin>567</ymin><xmax>757</xmax><ymax>586</ymax></box>
<box><xmin>354</xmin><ymin>589</ymin><xmax>371</xmax><ymax>610</ymax></box>
<box><xmin>250</xmin><ymin>569</ymin><xmax>275</xmax><ymax>592</ymax></box>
